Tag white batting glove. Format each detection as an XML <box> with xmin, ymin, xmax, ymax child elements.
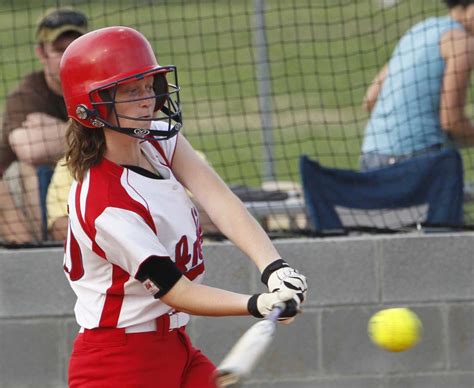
<box><xmin>247</xmin><ymin>289</ymin><xmax>300</xmax><ymax>319</ymax></box>
<box><xmin>261</xmin><ymin>259</ymin><xmax>308</xmax><ymax>303</ymax></box>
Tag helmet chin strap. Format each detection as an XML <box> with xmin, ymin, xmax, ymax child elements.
<box><xmin>94</xmin><ymin>114</ymin><xmax>182</xmax><ymax>141</ymax></box>
<box><xmin>119</xmin><ymin>121</ymin><xmax>181</xmax><ymax>141</ymax></box>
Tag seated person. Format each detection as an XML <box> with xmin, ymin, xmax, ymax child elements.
<box><xmin>46</xmin><ymin>157</ymin><xmax>70</xmax><ymax>241</ymax></box>
<box><xmin>0</xmin><ymin>8</ymin><xmax>88</xmax><ymax>243</ymax></box>
<box><xmin>360</xmin><ymin>0</ymin><xmax>474</xmax><ymax>171</ymax></box>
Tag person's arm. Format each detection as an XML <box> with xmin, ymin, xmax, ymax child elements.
<box><xmin>46</xmin><ymin>157</ymin><xmax>72</xmax><ymax>241</ymax></box>
<box><xmin>90</xmin><ymin>202</ymin><xmax>300</xmax><ymax>319</ymax></box>
<box><xmin>171</xmin><ymin>135</ymin><xmax>307</xmax><ymax>301</ymax></box>
<box><xmin>161</xmin><ymin>275</ymin><xmax>250</xmax><ymax>316</ymax></box>
<box><xmin>0</xmin><ymin>118</ymin><xmax>16</xmax><ymax>174</ymax></box>
<box><xmin>50</xmin><ymin>216</ymin><xmax>68</xmax><ymax>241</ymax></box>
<box><xmin>439</xmin><ymin>29</ymin><xmax>474</xmax><ymax>146</ymax></box>
<box><xmin>362</xmin><ymin>64</ymin><xmax>388</xmax><ymax>113</ymax></box>
<box><xmin>171</xmin><ymin>135</ymin><xmax>281</xmax><ymax>272</ymax></box>
<box><xmin>135</xmin><ymin>256</ymin><xmax>299</xmax><ymax>318</ymax></box>
<box><xmin>8</xmin><ymin>112</ymin><xmax>66</xmax><ymax>165</ymax></box>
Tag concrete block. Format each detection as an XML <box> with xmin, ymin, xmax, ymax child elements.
<box><xmin>203</xmin><ymin>243</ymin><xmax>260</xmax><ymax>293</ymax></box>
<box><xmin>0</xmin><ymin>248</ymin><xmax>75</xmax><ymax>317</ymax></box>
<box><xmin>0</xmin><ymin>320</ymin><xmax>63</xmax><ymax>387</ymax></box>
<box><xmin>321</xmin><ymin>306</ymin><xmax>445</xmax><ymax>375</ymax></box>
<box><xmin>449</xmin><ymin>304</ymin><xmax>474</xmax><ymax>370</ymax></box>
<box><xmin>275</xmin><ymin>238</ymin><xmax>378</xmax><ymax>306</ymax></box>
<box><xmin>380</xmin><ymin>235</ymin><xmax>474</xmax><ymax>302</ymax></box>
<box><xmin>251</xmin><ymin>376</ymin><xmax>383</xmax><ymax>388</ymax></box>
<box><xmin>190</xmin><ymin>311</ymin><xmax>319</xmax><ymax>381</ymax></box>
<box><xmin>189</xmin><ymin>315</ymin><xmax>257</xmax><ymax>366</ymax></box>
<box><xmin>60</xmin><ymin>319</ymin><xmax>80</xmax><ymax>384</ymax></box>
<box><xmin>386</xmin><ymin>373</ymin><xmax>474</xmax><ymax>388</ymax></box>
<box><xmin>0</xmin><ymin>234</ymin><xmax>472</xmax><ymax>388</ymax></box>
<box><xmin>252</xmin><ymin>312</ymin><xmax>318</xmax><ymax>380</ymax></box>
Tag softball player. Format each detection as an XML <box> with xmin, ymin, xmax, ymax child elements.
<box><xmin>60</xmin><ymin>26</ymin><xmax>307</xmax><ymax>388</ymax></box>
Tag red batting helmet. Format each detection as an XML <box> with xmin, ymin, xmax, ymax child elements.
<box><xmin>60</xmin><ymin>26</ymin><xmax>182</xmax><ymax>140</ymax></box>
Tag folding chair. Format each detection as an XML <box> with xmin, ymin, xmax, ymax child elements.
<box><xmin>300</xmin><ymin>148</ymin><xmax>464</xmax><ymax>234</ymax></box>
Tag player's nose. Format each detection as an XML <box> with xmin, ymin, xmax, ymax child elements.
<box><xmin>139</xmin><ymin>94</ymin><xmax>154</xmax><ymax>109</ymax></box>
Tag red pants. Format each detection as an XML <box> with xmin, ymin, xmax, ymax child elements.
<box><xmin>69</xmin><ymin>321</ymin><xmax>217</xmax><ymax>388</ymax></box>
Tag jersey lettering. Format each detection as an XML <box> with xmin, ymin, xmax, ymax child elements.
<box><xmin>175</xmin><ymin>235</ymin><xmax>191</xmax><ymax>272</ymax></box>
<box><xmin>176</xmin><ymin>208</ymin><xmax>204</xmax><ymax>272</ymax></box>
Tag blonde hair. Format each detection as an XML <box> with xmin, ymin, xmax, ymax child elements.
<box><xmin>65</xmin><ymin>119</ymin><xmax>106</xmax><ymax>182</ymax></box>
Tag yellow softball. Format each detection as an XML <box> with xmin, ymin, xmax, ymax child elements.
<box><xmin>368</xmin><ymin>308</ymin><xmax>422</xmax><ymax>352</ymax></box>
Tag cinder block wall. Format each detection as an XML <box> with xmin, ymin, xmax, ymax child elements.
<box><xmin>0</xmin><ymin>233</ymin><xmax>473</xmax><ymax>388</ymax></box>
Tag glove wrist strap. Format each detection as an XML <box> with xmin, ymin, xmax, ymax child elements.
<box><xmin>247</xmin><ymin>294</ymin><xmax>264</xmax><ymax>318</ymax></box>
<box><xmin>261</xmin><ymin>259</ymin><xmax>289</xmax><ymax>285</ymax></box>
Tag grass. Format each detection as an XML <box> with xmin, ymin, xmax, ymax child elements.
<box><xmin>1</xmin><ymin>0</ymin><xmax>474</xmax><ymax>217</ymax></box>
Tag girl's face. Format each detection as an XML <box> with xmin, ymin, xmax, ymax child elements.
<box><xmin>108</xmin><ymin>75</ymin><xmax>155</xmax><ymax>130</ymax></box>
<box><xmin>37</xmin><ymin>34</ymin><xmax>79</xmax><ymax>95</ymax></box>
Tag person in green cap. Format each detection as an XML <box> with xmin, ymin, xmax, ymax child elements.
<box><xmin>0</xmin><ymin>8</ymin><xmax>88</xmax><ymax>244</ymax></box>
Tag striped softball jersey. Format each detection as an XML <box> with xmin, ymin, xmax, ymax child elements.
<box><xmin>63</xmin><ymin>130</ymin><xmax>205</xmax><ymax>329</ymax></box>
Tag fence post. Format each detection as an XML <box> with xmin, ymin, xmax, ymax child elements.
<box><xmin>253</xmin><ymin>0</ymin><xmax>275</xmax><ymax>182</ymax></box>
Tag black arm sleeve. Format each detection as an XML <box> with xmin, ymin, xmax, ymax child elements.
<box><xmin>135</xmin><ymin>255</ymin><xmax>183</xmax><ymax>299</ymax></box>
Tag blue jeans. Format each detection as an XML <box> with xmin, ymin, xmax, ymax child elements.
<box><xmin>37</xmin><ymin>164</ymin><xmax>54</xmax><ymax>240</ymax></box>
<box><xmin>359</xmin><ymin>144</ymin><xmax>444</xmax><ymax>171</ymax></box>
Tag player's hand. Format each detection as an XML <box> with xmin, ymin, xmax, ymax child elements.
<box><xmin>247</xmin><ymin>289</ymin><xmax>300</xmax><ymax>319</ymax></box>
<box><xmin>261</xmin><ymin>259</ymin><xmax>307</xmax><ymax>303</ymax></box>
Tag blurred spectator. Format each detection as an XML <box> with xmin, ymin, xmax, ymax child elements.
<box><xmin>46</xmin><ymin>157</ymin><xmax>70</xmax><ymax>241</ymax></box>
<box><xmin>0</xmin><ymin>8</ymin><xmax>87</xmax><ymax>244</ymax></box>
<box><xmin>360</xmin><ymin>0</ymin><xmax>474</xmax><ymax>171</ymax></box>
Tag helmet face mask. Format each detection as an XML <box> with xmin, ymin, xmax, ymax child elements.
<box><xmin>61</xmin><ymin>26</ymin><xmax>182</xmax><ymax>141</ymax></box>
<box><xmin>89</xmin><ymin>67</ymin><xmax>182</xmax><ymax>141</ymax></box>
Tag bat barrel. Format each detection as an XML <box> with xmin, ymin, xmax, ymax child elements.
<box><xmin>215</xmin><ymin>306</ymin><xmax>284</xmax><ymax>387</ymax></box>
<box><xmin>215</xmin><ymin>370</ymin><xmax>240</xmax><ymax>387</ymax></box>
